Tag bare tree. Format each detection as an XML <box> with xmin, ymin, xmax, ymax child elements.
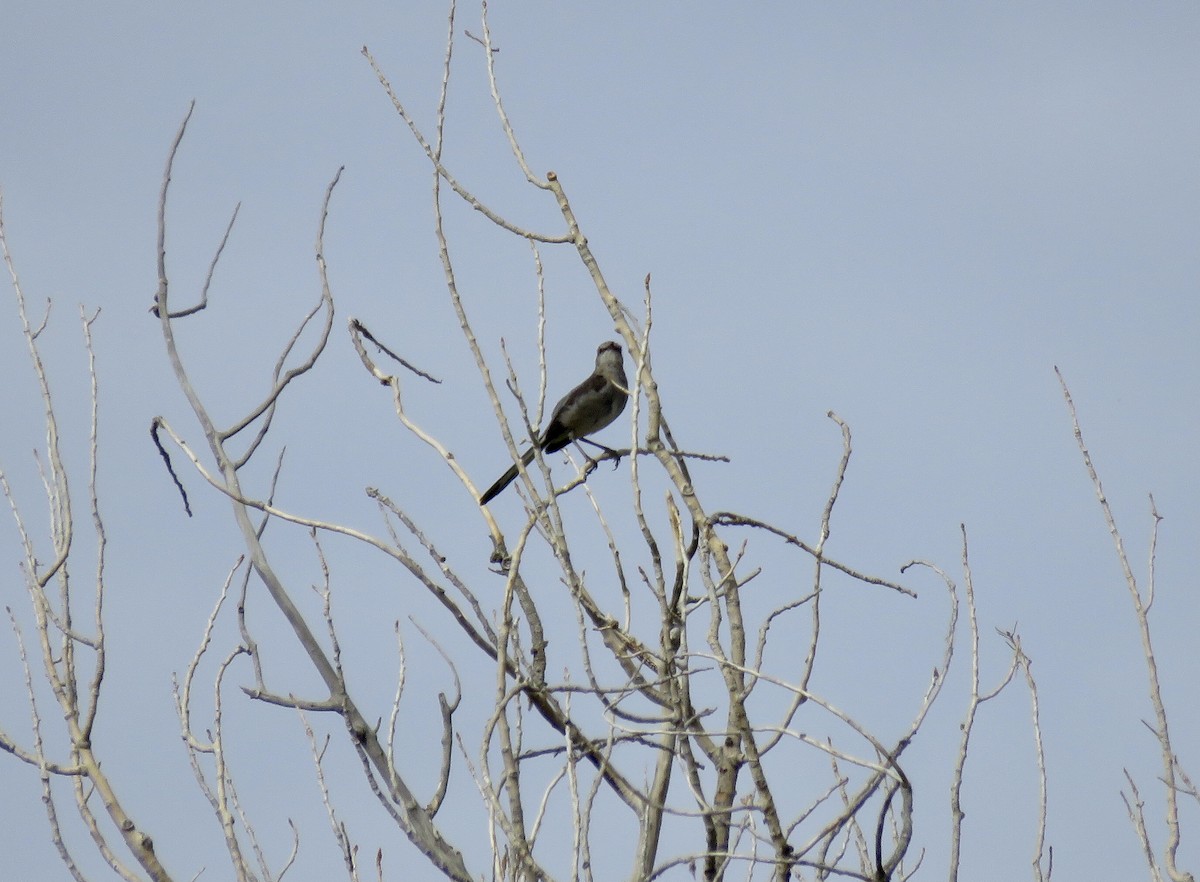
<box><xmin>0</xmin><ymin>5</ymin><xmax>1191</xmax><ymax>882</ymax></box>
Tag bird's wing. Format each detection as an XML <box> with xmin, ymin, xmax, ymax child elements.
<box><xmin>540</xmin><ymin>372</ymin><xmax>610</xmax><ymax>453</ymax></box>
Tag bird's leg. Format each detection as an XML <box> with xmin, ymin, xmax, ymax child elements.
<box><xmin>577</xmin><ymin>438</ymin><xmax>624</xmax><ymax>470</ymax></box>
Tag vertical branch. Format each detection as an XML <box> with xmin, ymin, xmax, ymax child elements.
<box><xmin>486</xmin><ymin>557</ymin><xmax>537</xmax><ymax>880</ymax></box>
<box><xmin>78</xmin><ymin>307</ymin><xmax>106</xmax><ymax>744</ymax></box>
<box><xmin>1001</xmin><ymin>628</ymin><xmax>1050</xmax><ymax>882</ymax></box>
<box><xmin>945</xmin><ymin>526</ymin><xmax>1021</xmax><ymax>881</ymax></box>
<box><xmin>2</xmin><ymin>191</ymin><xmax>73</xmax><ymax>586</ymax></box>
<box><xmin>478</xmin><ymin>0</ymin><xmax>545</xmax><ymax>187</ymax></box>
<box><xmin>5</xmin><ymin>606</ymin><xmax>90</xmax><ymax>882</ymax></box>
<box><xmin>3</xmin><ymin>191</ymin><xmax>173</xmax><ymax>882</ymax></box>
<box><xmin>1058</xmin><ymin>368</ymin><xmax>1193</xmax><ymax>882</ymax></box>
<box><xmin>176</xmin><ymin>557</ymin><xmax>256</xmax><ymax>880</ymax></box>
<box><xmin>947</xmin><ymin>529</ymin><xmax>979</xmax><ymax>879</ymax></box>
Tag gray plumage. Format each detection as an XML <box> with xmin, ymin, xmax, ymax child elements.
<box><xmin>479</xmin><ymin>341</ymin><xmax>628</xmax><ymax>505</ymax></box>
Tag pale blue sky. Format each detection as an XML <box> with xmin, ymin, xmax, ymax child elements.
<box><xmin>2</xmin><ymin>4</ymin><xmax>1197</xmax><ymax>881</ymax></box>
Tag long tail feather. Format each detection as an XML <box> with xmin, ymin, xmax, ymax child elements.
<box><xmin>479</xmin><ymin>447</ymin><xmax>537</xmax><ymax>504</ymax></box>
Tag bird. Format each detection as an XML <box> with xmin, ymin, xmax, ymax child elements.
<box><xmin>479</xmin><ymin>341</ymin><xmax>628</xmax><ymax>505</ymax></box>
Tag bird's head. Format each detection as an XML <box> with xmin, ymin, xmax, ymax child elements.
<box><xmin>596</xmin><ymin>340</ymin><xmax>623</xmax><ymax>366</ymax></box>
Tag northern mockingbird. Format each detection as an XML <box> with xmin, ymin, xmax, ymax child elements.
<box><xmin>479</xmin><ymin>341</ymin><xmax>628</xmax><ymax>505</ymax></box>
